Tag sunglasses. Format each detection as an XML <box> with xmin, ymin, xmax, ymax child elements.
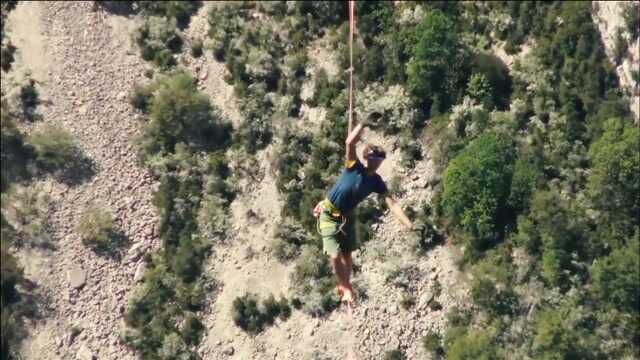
<box><xmin>366</xmin><ymin>154</ymin><xmax>385</xmax><ymax>161</ymax></box>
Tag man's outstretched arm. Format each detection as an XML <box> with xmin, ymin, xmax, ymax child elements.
<box><xmin>385</xmin><ymin>196</ymin><xmax>413</xmax><ymax>230</ymax></box>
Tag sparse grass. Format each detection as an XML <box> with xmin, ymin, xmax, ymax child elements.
<box><xmin>0</xmin><ymin>184</ymin><xmax>50</xmax><ymax>247</ymax></box>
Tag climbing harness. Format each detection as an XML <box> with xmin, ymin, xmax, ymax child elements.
<box><xmin>315</xmin><ymin>199</ymin><xmax>348</xmax><ymax>237</ymax></box>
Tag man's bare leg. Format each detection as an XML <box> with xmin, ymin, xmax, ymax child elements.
<box><xmin>331</xmin><ymin>255</ymin><xmax>350</xmax><ymax>291</ymax></box>
<box><xmin>338</xmin><ymin>251</ymin><xmax>355</xmax><ymax>303</ymax></box>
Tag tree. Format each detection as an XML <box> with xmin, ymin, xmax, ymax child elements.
<box><xmin>587</xmin><ymin>117</ymin><xmax>640</xmax><ymax>243</ymax></box>
<box><xmin>591</xmin><ymin>237</ymin><xmax>640</xmax><ymax>313</ymax></box>
<box><xmin>407</xmin><ymin>9</ymin><xmax>469</xmax><ymax>113</ymax></box>
<box><xmin>441</xmin><ymin>133</ymin><xmax>514</xmax><ymax>253</ymax></box>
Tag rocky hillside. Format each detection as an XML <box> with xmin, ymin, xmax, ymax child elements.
<box><xmin>1</xmin><ymin>2</ymin><xmax>638</xmax><ymax>360</ymax></box>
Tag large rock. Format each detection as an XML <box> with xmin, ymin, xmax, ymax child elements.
<box><xmin>134</xmin><ymin>261</ymin><xmax>146</xmax><ymax>282</ymax></box>
<box><xmin>67</xmin><ymin>268</ymin><xmax>87</xmax><ymax>289</ymax></box>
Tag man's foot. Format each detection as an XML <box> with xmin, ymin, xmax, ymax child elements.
<box><xmin>337</xmin><ymin>284</ymin><xmax>355</xmax><ymax>305</ymax></box>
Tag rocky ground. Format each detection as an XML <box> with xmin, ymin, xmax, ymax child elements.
<box><xmin>6</xmin><ymin>2</ymin><xmax>157</xmax><ymax>359</ymax></box>
<box><xmin>593</xmin><ymin>1</ymin><xmax>640</xmax><ymax>122</ymax></box>
<box><xmin>4</xmin><ymin>1</ymin><xmax>634</xmax><ymax>360</ymax></box>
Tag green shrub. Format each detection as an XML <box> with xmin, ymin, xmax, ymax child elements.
<box><xmin>138</xmin><ymin>72</ymin><xmax>232</xmax><ymax>163</ymax></box>
<box><xmin>441</xmin><ymin>133</ymin><xmax>514</xmax><ymax>253</ymax></box>
<box><xmin>446</xmin><ymin>330</ymin><xmax>497</xmax><ymax>360</ymax></box>
<box><xmin>532</xmin><ymin>309</ymin><xmax>582</xmax><ymax>359</ymax></box>
<box><xmin>137</xmin><ymin>1</ymin><xmax>200</xmax><ymax>29</ymax></box>
<box><xmin>400</xmin><ymin>293</ymin><xmax>416</xmax><ymax>310</ymax></box>
<box><xmin>422</xmin><ymin>331</ymin><xmax>443</xmax><ymax>357</ymax></box>
<box><xmin>272</xmin><ymin>221</ymin><xmax>309</xmax><ymax>262</ymax></box>
<box><xmin>587</xmin><ymin>117</ymin><xmax>640</xmax><ymax>240</ymax></box>
<box><xmin>0</xmin><ymin>41</ymin><xmax>16</xmax><ymax>72</ymax></box>
<box><xmin>181</xmin><ymin>312</ymin><xmax>204</xmax><ymax>345</ymax></box>
<box><xmin>134</xmin><ymin>16</ymin><xmax>183</xmax><ymax>69</ymax></box>
<box><xmin>76</xmin><ymin>207</ymin><xmax>116</xmax><ymax>252</ymax></box>
<box><xmin>1</xmin><ymin>100</ymin><xmax>32</xmax><ymax>191</ymax></box>
<box><xmin>19</xmin><ymin>79</ymin><xmax>39</xmax><ymax>117</ymax></box>
<box><xmin>624</xmin><ymin>2</ymin><xmax>640</xmax><ymax>41</ymax></box>
<box><xmin>28</xmin><ymin>125</ymin><xmax>79</xmax><ymax>172</ymax></box>
<box><xmin>129</xmin><ymin>82</ymin><xmax>155</xmax><ymax>113</ymax></box>
<box><xmin>590</xmin><ymin>237</ymin><xmax>640</xmax><ymax>313</ymax></box>
<box><xmin>0</xmin><ymin>185</ymin><xmax>50</xmax><ymax>247</ymax></box>
<box><xmin>383</xmin><ymin>349</ymin><xmax>406</xmax><ymax>360</ymax></box>
<box><xmin>190</xmin><ymin>38</ymin><xmax>203</xmax><ymax>58</ymax></box>
<box><xmin>232</xmin><ymin>293</ymin><xmax>292</xmax><ymax>334</ymax></box>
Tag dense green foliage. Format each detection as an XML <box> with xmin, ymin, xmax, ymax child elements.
<box><xmin>124</xmin><ymin>72</ymin><xmax>233</xmax><ymax>359</ymax></box>
<box><xmin>407</xmin><ymin>10</ymin><xmax>470</xmax><ymax>114</ymax></box>
<box><xmin>433</xmin><ymin>2</ymin><xmax>639</xmax><ymax>358</ymax></box>
<box><xmin>441</xmin><ymin>133</ymin><xmax>514</xmax><ymax>255</ymax></box>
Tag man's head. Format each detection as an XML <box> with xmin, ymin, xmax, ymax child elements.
<box><xmin>362</xmin><ymin>144</ymin><xmax>386</xmax><ymax>173</ymax></box>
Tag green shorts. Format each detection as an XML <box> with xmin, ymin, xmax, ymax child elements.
<box><xmin>318</xmin><ymin>207</ymin><xmax>357</xmax><ymax>257</ymax></box>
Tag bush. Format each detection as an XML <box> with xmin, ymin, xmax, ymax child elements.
<box><xmin>28</xmin><ymin>125</ymin><xmax>79</xmax><ymax>172</ymax></box>
<box><xmin>400</xmin><ymin>293</ymin><xmax>416</xmax><ymax>310</ymax></box>
<box><xmin>532</xmin><ymin>309</ymin><xmax>583</xmax><ymax>359</ymax></box>
<box><xmin>0</xmin><ymin>41</ymin><xmax>16</xmax><ymax>72</ymax></box>
<box><xmin>0</xmin><ymin>185</ymin><xmax>50</xmax><ymax>247</ymax></box>
<box><xmin>181</xmin><ymin>313</ymin><xmax>204</xmax><ymax>345</ymax></box>
<box><xmin>446</xmin><ymin>330</ymin><xmax>497</xmax><ymax>360</ymax></box>
<box><xmin>587</xmin><ymin>117</ymin><xmax>639</xmax><ymax>240</ymax></box>
<box><xmin>1</xmin><ymin>100</ymin><xmax>32</xmax><ymax>191</ymax></box>
<box><xmin>383</xmin><ymin>349</ymin><xmax>406</xmax><ymax>360</ymax></box>
<box><xmin>129</xmin><ymin>83</ymin><xmax>155</xmax><ymax>113</ymax></box>
<box><xmin>190</xmin><ymin>38</ymin><xmax>203</xmax><ymax>58</ymax></box>
<box><xmin>272</xmin><ymin>220</ymin><xmax>309</xmax><ymax>262</ymax></box>
<box><xmin>76</xmin><ymin>207</ymin><xmax>116</xmax><ymax>252</ymax></box>
<box><xmin>441</xmin><ymin>133</ymin><xmax>514</xmax><ymax>253</ymax></box>
<box><xmin>624</xmin><ymin>2</ymin><xmax>640</xmax><ymax>41</ymax></box>
<box><xmin>134</xmin><ymin>16</ymin><xmax>183</xmax><ymax>69</ymax></box>
<box><xmin>590</xmin><ymin>237</ymin><xmax>640</xmax><ymax>313</ymax></box>
<box><xmin>422</xmin><ymin>331</ymin><xmax>444</xmax><ymax>357</ymax></box>
<box><xmin>137</xmin><ymin>72</ymin><xmax>232</xmax><ymax>163</ymax></box>
<box><xmin>19</xmin><ymin>79</ymin><xmax>39</xmax><ymax>118</ymax></box>
<box><xmin>137</xmin><ymin>1</ymin><xmax>200</xmax><ymax>29</ymax></box>
<box><xmin>232</xmin><ymin>293</ymin><xmax>292</xmax><ymax>334</ymax></box>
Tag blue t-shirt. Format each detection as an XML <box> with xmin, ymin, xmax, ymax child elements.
<box><xmin>327</xmin><ymin>159</ymin><xmax>388</xmax><ymax>214</ymax></box>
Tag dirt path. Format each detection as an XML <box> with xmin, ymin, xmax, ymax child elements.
<box><xmin>6</xmin><ymin>2</ymin><xmax>158</xmax><ymax>359</ymax></box>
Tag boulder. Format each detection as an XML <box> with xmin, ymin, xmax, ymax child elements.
<box><xmin>67</xmin><ymin>268</ymin><xmax>87</xmax><ymax>289</ymax></box>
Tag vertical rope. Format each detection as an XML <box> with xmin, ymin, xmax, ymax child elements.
<box><xmin>348</xmin><ymin>0</ymin><xmax>356</xmax><ymax>135</ymax></box>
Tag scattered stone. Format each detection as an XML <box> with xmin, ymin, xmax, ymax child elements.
<box><xmin>67</xmin><ymin>268</ymin><xmax>87</xmax><ymax>289</ymax></box>
<box><xmin>223</xmin><ymin>346</ymin><xmax>234</xmax><ymax>356</ymax></box>
<box><xmin>117</xmin><ymin>91</ymin><xmax>126</xmax><ymax>101</ymax></box>
<box><xmin>134</xmin><ymin>262</ymin><xmax>146</xmax><ymax>282</ymax></box>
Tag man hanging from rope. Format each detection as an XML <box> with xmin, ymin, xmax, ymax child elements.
<box><xmin>313</xmin><ymin>121</ymin><xmax>414</xmax><ymax>305</ymax></box>
<box><xmin>312</xmin><ymin>1</ymin><xmax>414</xmax><ymax>306</ymax></box>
